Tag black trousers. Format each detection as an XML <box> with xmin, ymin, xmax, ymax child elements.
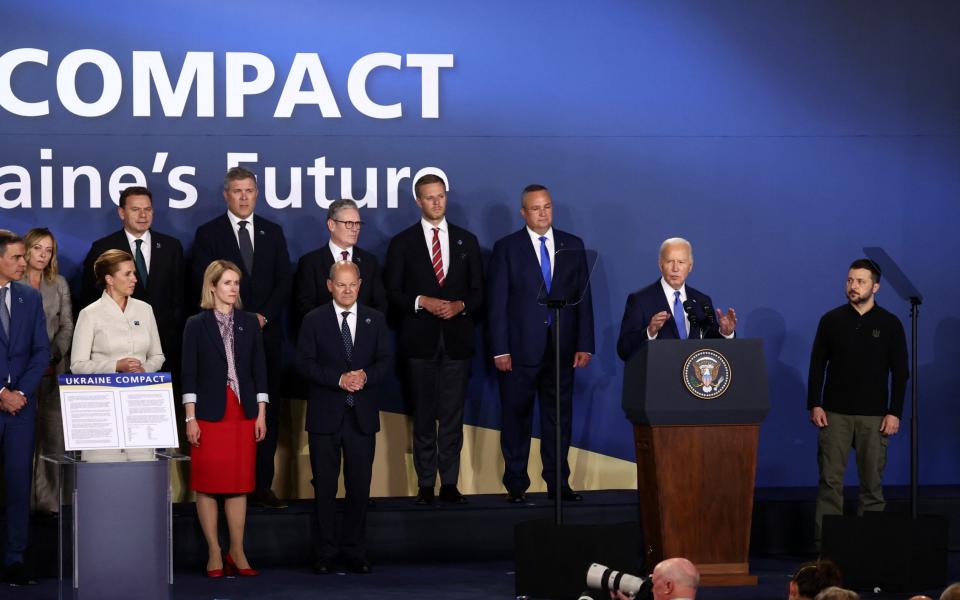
<box><xmin>498</xmin><ymin>328</ymin><xmax>574</xmax><ymax>495</ymax></box>
<box><xmin>308</xmin><ymin>408</ymin><xmax>375</xmax><ymax>561</ymax></box>
<box><xmin>407</xmin><ymin>338</ymin><xmax>470</xmax><ymax>488</ymax></box>
<box><xmin>255</xmin><ymin>323</ymin><xmax>283</xmax><ymax>493</ymax></box>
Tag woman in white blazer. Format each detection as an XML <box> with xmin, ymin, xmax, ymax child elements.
<box><xmin>71</xmin><ymin>249</ymin><xmax>164</xmax><ymax>461</ymax></box>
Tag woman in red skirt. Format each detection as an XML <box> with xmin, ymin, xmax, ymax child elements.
<box><xmin>181</xmin><ymin>260</ymin><xmax>268</xmax><ymax>577</ymax></box>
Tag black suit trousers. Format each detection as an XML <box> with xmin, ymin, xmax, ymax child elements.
<box><xmin>498</xmin><ymin>327</ymin><xmax>574</xmax><ymax>494</ymax></box>
<box><xmin>255</xmin><ymin>322</ymin><xmax>284</xmax><ymax>492</ymax></box>
<box><xmin>308</xmin><ymin>408</ymin><xmax>375</xmax><ymax>561</ymax></box>
<box><xmin>406</xmin><ymin>335</ymin><xmax>470</xmax><ymax>488</ymax></box>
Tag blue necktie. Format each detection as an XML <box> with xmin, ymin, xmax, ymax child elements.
<box><xmin>341</xmin><ymin>311</ymin><xmax>354</xmax><ymax>407</ymax></box>
<box><xmin>0</xmin><ymin>286</ymin><xmax>9</xmax><ymax>339</ymax></box>
<box><xmin>539</xmin><ymin>236</ymin><xmax>552</xmax><ymax>293</ymax></box>
<box><xmin>673</xmin><ymin>290</ymin><xmax>687</xmax><ymax>340</ymax></box>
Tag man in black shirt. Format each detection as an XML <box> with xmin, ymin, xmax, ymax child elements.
<box><xmin>807</xmin><ymin>258</ymin><xmax>909</xmax><ymax>546</ymax></box>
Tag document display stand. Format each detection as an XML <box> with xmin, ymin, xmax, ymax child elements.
<box><xmin>41</xmin><ymin>451</ymin><xmax>189</xmax><ymax>600</ymax></box>
<box><xmin>622</xmin><ymin>339</ymin><xmax>769</xmax><ymax>586</ymax></box>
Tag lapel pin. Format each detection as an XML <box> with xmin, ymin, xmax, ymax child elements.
<box><xmin>155</xmin><ymin>242</ymin><xmax>162</xmax><ymax>249</ymax></box>
<box><xmin>457</xmin><ymin>239</ymin><xmax>463</xmax><ymax>246</ymax></box>
<box><xmin>133</xmin><ymin>320</ymin><xmax>141</xmax><ymax>326</ymax></box>
<box><xmin>238</xmin><ymin>325</ymin><xmax>244</xmax><ymax>332</ymax></box>
<box><xmin>355</xmin><ymin>255</ymin><xmax>362</xmax><ymax>263</ymax></box>
<box><xmin>365</xmin><ymin>317</ymin><xmax>372</xmax><ymax>324</ymax></box>
<box><xmin>259</xmin><ymin>229</ymin><xmax>265</xmax><ymax>236</ymax></box>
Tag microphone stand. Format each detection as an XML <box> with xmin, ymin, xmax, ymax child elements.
<box><xmin>909</xmin><ymin>295</ymin><xmax>920</xmax><ymax>519</ymax></box>
<box><xmin>547</xmin><ymin>299</ymin><xmax>567</xmax><ymax>525</ymax></box>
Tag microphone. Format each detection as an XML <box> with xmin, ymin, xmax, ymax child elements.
<box><xmin>700</xmin><ymin>301</ymin><xmax>720</xmax><ymax>337</ymax></box>
<box><xmin>682</xmin><ymin>298</ymin><xmax>704</xmax><ymax>338</ymax></box>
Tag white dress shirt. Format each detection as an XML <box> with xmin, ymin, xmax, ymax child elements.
<box><xmin>649</xmin><ymin>277</ymin><xmax>733</xmax><ymax>340</ymax></box>
<box><xmin>334</xmin><ymin>301</ymin><xmax>359</xmax><ymax>388</ymax></box>
<box><xmin>526</xmin><ymin>226</ymin><xmax>555</xmax><ymax>279</ymax></box>
<box><xmin>329</xmin><ymin>241</ymin><xmax>353</xmax><ymax>262</ymax></box>
<box><xmin>415</xmin><ymin>217</ymin><xmax>450</xmax><ymax>311</ymax></box>
<box><xmin>0</xmin><ymin>281</ymin><xmax>10</xmax><ymax>389</ymax></box>
<box><xmin>70</xmin><ymin>291</ymin><xmax>165</xmax><ymax>374</ymax></box>
<box><xmin>226</xmin><ymin>210</ymin><xmax>256</xmax><ymax>251</ymax></box>
<box><xmin>124</xmin><ymin>229</ymin><xmax>152</xmax><ymax>273</ymax></box>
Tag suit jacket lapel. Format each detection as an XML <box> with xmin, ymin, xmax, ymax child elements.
<box><xmin>6</xmin><ymin>284</ymin><xmax>25</xmax><ymax>349</ymax></box>
<box><xmin>202</xmin><ymin>310</ymin><xmax>227</xmax><ymax>360</ymax></box>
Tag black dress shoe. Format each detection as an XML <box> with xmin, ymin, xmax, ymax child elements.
<box><xmin>250</xmin><ymin>489</ymin><xmax>288</xmax><ymax>509</ymax></box>
<box><xmin>344</xmin><ymin>556</ymin><xmax>371</xmax><ymax>574</ymax></box>
<box><xmin>547</xmin><ymin>488</ymin><xmax>583</xmax><ymax>502</ymax></box>
<box><xmin>506</xmin><ymin>491</ymin><xmax>527</xmax><ymax>503</ymax></box>
<box><xmin>2</xmin><ymin>562</ymin><xmax>36</xmax><ymax>586</ymax></box>
<box><xmin>414</xmin><ymin>486</ymin><xmax>435</xmax><ymax>505</ymax></box>
<box><xmin>313</xmin><ymin>559</ymin><xmax>333</xmax><ymax>575</ymax></box>
<box><xmin>439</xmin><ymin>484</ymin><xmax>467</xmax><ymax>504</ymax></box>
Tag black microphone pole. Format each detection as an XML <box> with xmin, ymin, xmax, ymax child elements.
<box><xmin>547</xmin><ymin>299</ymin><xmax>567</xmax><ymax>525</ymax></box>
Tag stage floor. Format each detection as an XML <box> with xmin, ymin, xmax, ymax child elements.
<box><xmin>7</xmin><ymin>554</ymin><xmax>960</xmax><ymax>600</ymax></box>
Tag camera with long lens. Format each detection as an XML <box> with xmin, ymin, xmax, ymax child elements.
<box><xmin>585</xmin><ymin>563</ymin><xmax>653</xmax><ymax>600</ymax></box>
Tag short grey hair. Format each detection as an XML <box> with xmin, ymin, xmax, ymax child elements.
<box><xmin>327</xmin><ymin>199</ymin><xmax>359</xmax><ymax>222</ymax></box>
<box><xmin>223</xmin><ymin>166</ymin><xmax>257</xmax><ymax>191</ymax></box>
<box><xmin>815</xmin><ymin>587</ymin><xmax>860</xmax><ymax>600</ymax></box>
<box><xmin>328</xmin><ymin>259</ymin><xmax>360</xmax><ymax>280</ymax></box>
<box><xmin>659</xmin><ymin>237</ymin><xmax>693</xmax><ymax>261</ymax></box>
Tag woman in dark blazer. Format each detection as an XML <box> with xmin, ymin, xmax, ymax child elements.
<box><xmin>182</xmin><ymin>260</ymin><xmax>267</xmax><ymax>578</ymax></box>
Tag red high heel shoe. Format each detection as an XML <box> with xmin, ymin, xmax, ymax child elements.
<box><xmin>206</xmin><ymin>558</ymin><xmax>224</xmax><ymax>578</ymax></box>
<box><xmin>225</xmin><ymin>552</ymin><xmax>260</xmax><ymax>577</ymax></box>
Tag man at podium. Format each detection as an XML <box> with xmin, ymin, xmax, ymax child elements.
<box><xmin>617</xmin><ymin>237</ymin><xmax>736</xmax><ymax>362</ymax></box>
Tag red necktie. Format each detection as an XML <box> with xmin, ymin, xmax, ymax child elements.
<box><xmin>431</xmin><ymin>227</ymin><xmax>444</xmax><ymax>287</ymax></box>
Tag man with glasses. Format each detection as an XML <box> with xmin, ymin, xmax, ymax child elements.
<box><xmin>294</xmin><ymin>199</ymin><xmax>387</xmax><ymax>324</ymax></box>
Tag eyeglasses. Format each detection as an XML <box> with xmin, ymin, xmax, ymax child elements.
<box><xmin>333</xmin><ymin>220</ymin><xmax>364</xmax><ymax>230</ymax></box>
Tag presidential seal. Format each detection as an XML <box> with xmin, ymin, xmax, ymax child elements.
<box><xmin>682</xmin><ymin>349</ymin><xmax>732</xmax><ymax>400</ymax></box>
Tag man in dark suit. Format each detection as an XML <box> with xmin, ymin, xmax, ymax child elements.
<box><xmin>297</xmin><ymin>260</ymin><xmax>391</xmax><ymax>574</ymax></box>
<box><xmin>616</xmin><ymin>237</ymin><xmax>737</xmax><ymax>363</ymax></box>
<box><xmin>384</xmin><ymin>174</ymin><xmax>483</xmax><ymax>505</ymax></box>
<box><xmin>0</xmin><ymin>230</ymin><xmax>49</xmax><ymax>586</ymax></box>
<box><xmin>488</xmin><ymin>184</ymin><xmax>595</xmax><ymax>502</ymax></box>
<box><xmin>294</xmin><ymin>198</ymin><xmax>387</xmax><ymax>324</ymax></box>
<box><xmin>191</xmin><ymin>167</ymin><xmax>292</xmax><ymax>508</ymax></box>
<box><xmin>80</xmin><ymin>186</ymin><xmax>185</xmax><ymax>375</ymax></box>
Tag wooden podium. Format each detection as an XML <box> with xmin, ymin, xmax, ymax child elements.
<box><xmin>622</xmin><ymin>339</ymin><xmax>769</xmax><ymax>586</ymax></box>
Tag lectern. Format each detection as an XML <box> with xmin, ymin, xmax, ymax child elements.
<box><xmin>622</xmin><ymin>339</ymin><xmax>769</xmax><ymax>586</ymax></box>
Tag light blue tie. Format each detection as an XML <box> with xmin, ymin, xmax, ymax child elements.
<box><xmin>0</xmin><ymin>286</ymin><xmax>9</xmax><ymax>339</ymax></box>
<box><xmin>673</xmin><ymin>290</ymin><xmax>687</xmax><ymax>340</ymax></box>
<box><xmin>539</xmin><ymin>236</ymin><xmax>552</xmax><ymax>293</ymax></box>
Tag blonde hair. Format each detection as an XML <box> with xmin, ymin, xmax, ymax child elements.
<box><xmin>24</xmin><ymin>228</ymin><xmax>59</xmax><ymax>282</ymax></box>
<box><xmin>199</xmin><ymin>260</ymin><xmax>243</xmax><ymax>310</ymax></box>
<box><xmin>94</xmin><ymin>249</ymin><xmax>134</xmax><ymax>289</ymax></box>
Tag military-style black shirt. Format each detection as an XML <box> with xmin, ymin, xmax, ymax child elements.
<box><xmin>807</xmin><ymin>303</ymin><xmax>909</xmax><ymax>417</ymax></box>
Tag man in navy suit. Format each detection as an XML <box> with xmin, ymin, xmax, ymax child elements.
<box><xmin>191</xmin><ymin>167</ymin><xmax>292</xmax><ymax>508</ymax></box>
<box><xmin>616</xmin><ymin>237</ymin><xmax>737</xmax><ymax>363</ymax></box>
<box><xmin>385</xmin><ymin>174</ymin><xmax>484</xmax><ymax>505</ymax></box>
<box><xmin>0</xmin><ymin>230</ymin><xmax>49</xmax><ymax>585</ymax></box>
<box><xmin>293</xmin><ymin>198</ymin><xmax>387</xmax><ymax>324</ymax></box>
<box><xmin>80</xmin><ymin>186</ymin><xmax>185</xmax><ymax>376</ymax></box>
<box><xmin>487</xmin><ymin>184</ymin><xmax>595</xmax><ymax>503</ymax></box>
<box><xmin>297</xmin><ymin>260</ymin><xmax>392</xmax><ymax>575</ymax></box>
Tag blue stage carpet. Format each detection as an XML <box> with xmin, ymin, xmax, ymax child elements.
<box><xmin>7</xmin><ymin>555</ymin><xmax>960</xmax><ymax>600</ymax></box>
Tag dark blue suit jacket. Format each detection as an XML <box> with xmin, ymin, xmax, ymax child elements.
<box><xmin>487</xmin><ymin>228</ymin><xmax>595</xmax><ymax>366</ymax></box>
<box><xmin>181</xmin><ymin>309</ymin><xmax>268</xmax><ymax>421</ymax></box>
<box><xmin>296</xmin><ymin>303</ymin><xmax>392</xmax><ymax>436</ymax></box>
<box><xmin>616</xmin><ymin>279</ymin><xmax>721</xmax><ymax>361</ymax></box>
<box><xmin>191</xmin><ymin>214</ymin><xmax>292</xmax><ymax>320</ymax></box>
<box><xmin>0</xmin><ymin>281</ymin><xmax>50</xmax><ymax>408</ymax></box>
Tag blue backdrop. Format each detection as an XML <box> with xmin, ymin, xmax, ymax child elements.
<box><xmin>1</xmin><ymin>0</ymin><xmax>957</xmax><ymax>487</ymax></box>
